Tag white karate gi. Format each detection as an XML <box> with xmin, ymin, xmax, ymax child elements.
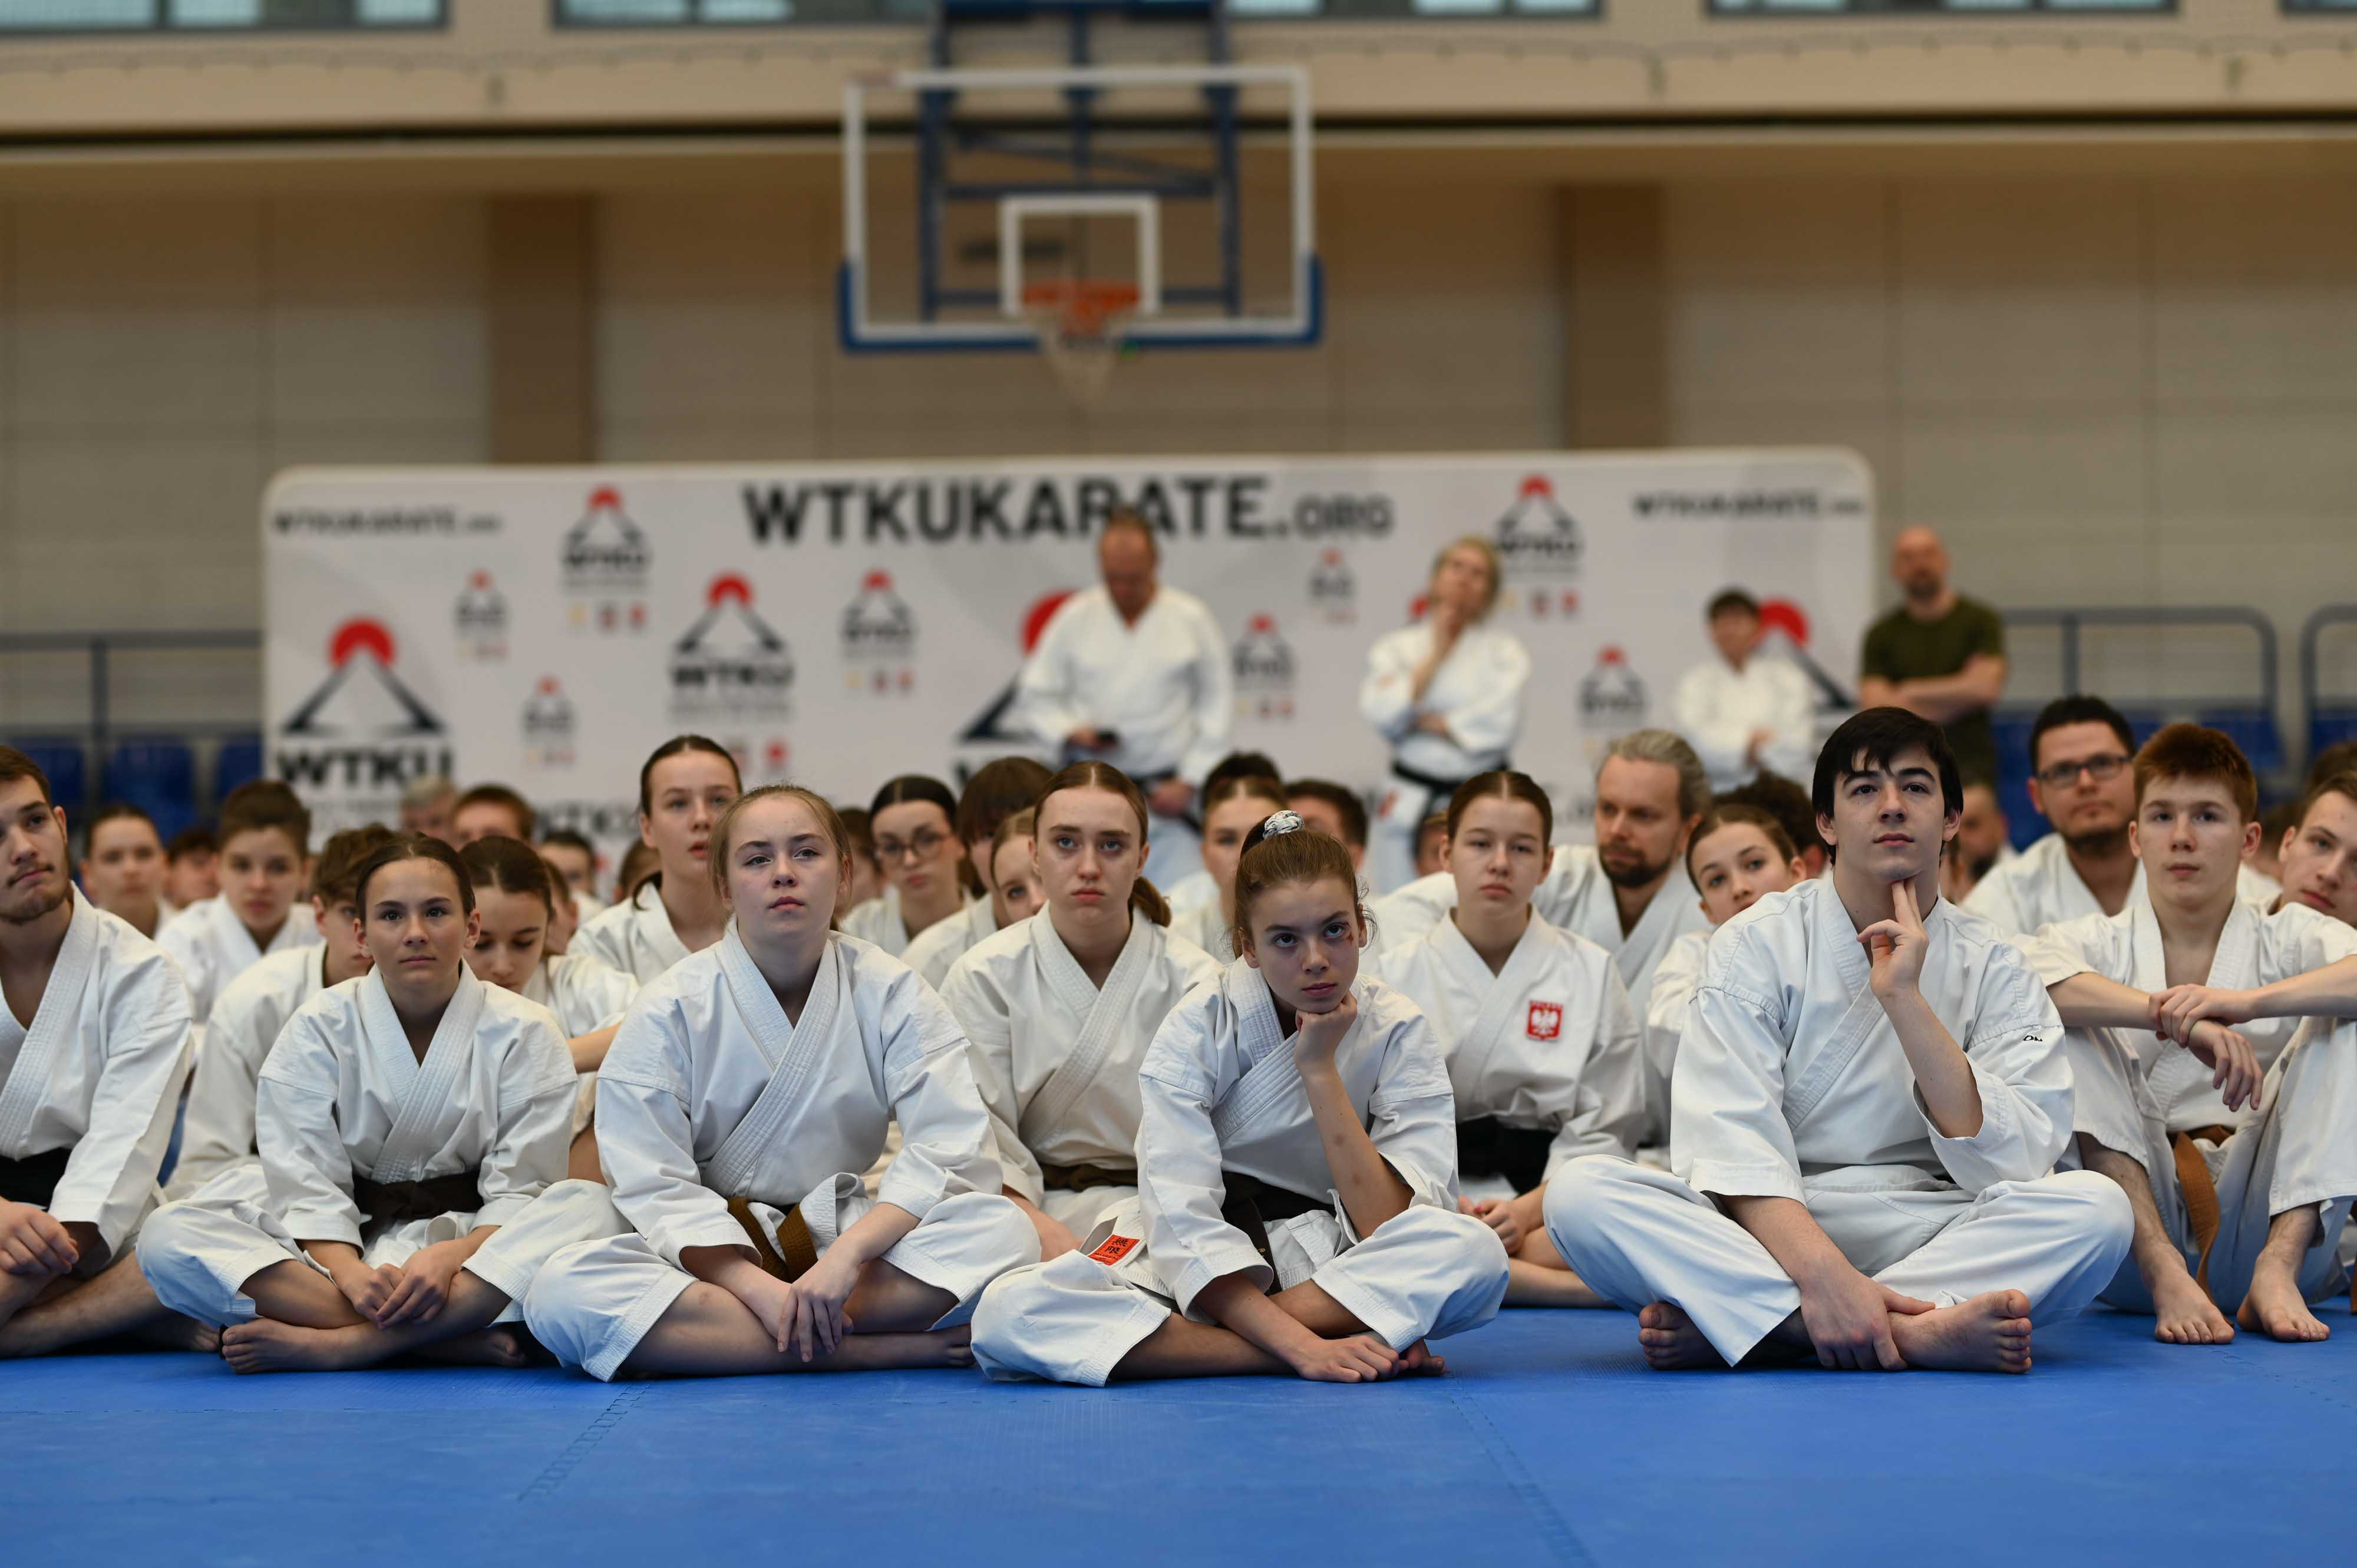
<box><xmin>520</xmin><ymin>950</ymin><xmax>636</xmax><ymax>1135</ymax></box>
<box><xmin>1671</xmin><ymin>655</ymin><xmax>1817</xmax><ymax>794</ymax></box>
<box><xmin>942</xmin><ymin>913</ymin><xmax>1221</xmax><ymax>1234</ymax></box>
<box><xmin>572</xmin><ymin>879</ymin><xmax>694</xmax><ymax>984</ymax></box>
<box><xmin>1544</xmin><ymin>881</ymin><xmax>2132</xmax><ymax>1365</ymax></box>
<box><xmin>140</xmin><ymin>968</ymin><xmax>610</xmax><ymax>1328</ymax></box>
<box><xmin>1374</xmin><ymin>912</ymin><xmax>1643</xmax><ymax>1197</ymax></box>
<box><xmin>1165</xmin><ymin>886</ymin><xmax>1236</xmax><ymax>966</ymax></box>
<box><xmin>156</xmin><ymin>895</ymin><xmax>318</xmax><ymax>1028</ymax></box>
<box><xmin>2021</xmin><ymin>897</ymin><xmax>2357</xmax><ymax>1308</ymax></box>
<box><xmin>1014</xmin><ymin>583</ymin><xmax>1232</xmax><ymax>888</ymax></box>
<box><xmin>900</xmin><ymin>894</ymin><xmax>998</xmax><ymax>989</ymax></box>
<box><xmin>837</xmin><ymin>884</ymin><xmax>915</xmax><ymax>959</ymax></box>
<box><xmin>0</xmin><ymin>896</ymin><xmax>192</xmax><ymax>1259</ymax></box>
<box><xmin>1359</xmin><ymin>622</ymin><xmax>1530</xmax><ymax>895</ymax></box>
<box><xmin>970</xmin><ymin>963</ymin><xmax>1508</xmax><ymax>1385</ymax></box>
<box><xmin>522</xmin><ymin>930</ymin><xmax>1038</xmax><ymax>1381</ymax></box>
<box><xmin>1640</xmin><ymin>930</ymin><xmax>1710</xmax><ymax>1154</ymax></box>
<box><xmin>1965</xmin><ymin>832</ymin><xmax>2280</xmax><ymax>939</ymax></box>
<box><xmin>170</xmin><ymin>943</ymin><xmax>327</xmax><ymax>1199</ymax></box>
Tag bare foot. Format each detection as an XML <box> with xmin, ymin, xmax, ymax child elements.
<box><xmin>1886</xmin><ymin>1290</ymin><xmax>2033</xmax><ymax>1374</ymax></box>
<box><xmin>2237</xmin><ymin>1266</ymin><xmax>2330</xmax><ymax>1343</ymax></box>
<box><xmin>220</xmin><ymin>1319</ymin><xmax>366</xmax><ymax>1375</ymax></box>
<box><xmin>411</xmin><ymin>1325</ymin><xmax>535</xmax><ymax>1368</ymax></box>
<box><xmin>1636</xmin><ymin>1302</ymin><xmax>1726</xmax><ymax>1371</ymax></box>
<box><xmin>2150</xmin><ymin>1271</ymin><xmax>2235</xmax><ymax>1346</ymax></box>
<box><xmin>133</xmin><ymin>1313</ymin><xmax>223</xmax><ymax>1355</ymax></box>
<box><xmin>1395</xmin><ymin>1339</ymin><xmax>1447</xmax><ymax>1377</ymax></box>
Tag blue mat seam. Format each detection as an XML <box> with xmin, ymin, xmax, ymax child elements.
<box><xmin>1443</xmin><ymin>1378</ymin><xmax>1599</xmax><ymax>1568</ymax></box>
<box><xmin>517</xmin><ymin>1385</ymin><xmax>648</xmax><ymax>1503</ymax></box>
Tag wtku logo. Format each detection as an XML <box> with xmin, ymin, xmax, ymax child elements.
<box><xmin>275</xmin><ymin>619</ymin><xmax>452</xmax><ymax>791</ymax></box>
<box><xmin>1306</xmin><ymin>547</ymin><xmax>1355</xmax><ymax>623</ymax></box>
<box><xmin>453</xmin><ymin>570</ymin><xmax>509</xmax><ymax>659</ymax></box>
<box><xmin>669</xmin><ymin>574</ymin><xmax>794</xmax><ymax>721</ymax></box>
<box><xmin>1495</xmin><ymin>476</ymin><xmax>1583</xmax><ymax>576</ymax></box>
<box><xmin>1233</xmin><ymin>615</ymin><xmax>1296</xmax><ymax>721</ymax></box>
<box><xmin>1578</xmin><ymin>646</ymin><xmax>1648</xmax><ymax>730</ymax></box>
<box><xmin>563</xmin><ymin>487</ymin><xmax>652</xmax><ymax>634</ymax></box>
<box><xmin>840</xmin><ymin>570</ymin><xmax>917</xmax><ymax>696</ymax></box>
<box><xmin>521</xmin><ymin>676</ymin><xmax>577</xmax><ymax>770</ymax></box>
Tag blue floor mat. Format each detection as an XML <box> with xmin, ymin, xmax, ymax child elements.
<box><xmin>6</xmin><ymin>1307</ymin><xmax>2349</xmax><ymax>1567</ymax></box>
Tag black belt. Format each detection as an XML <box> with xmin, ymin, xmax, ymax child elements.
<box><xmin>1391</xmin><ymin>759</ymin><xmax>1510</xmax><ymax>797</ymax></box>
<box><xmin>1457</xmin><ymin>1117</ymin><xmax>1553</xmax><ymax>1194</ymax></box>
<box><xmin>0</xmin><ymin>1147</ymin><xmax>72</xmax><ymax>1209</ymax></box>
<box><xmin>352</xmin><ymin>1167</ymin><xmax>483</xmax><ymax>1226</ymax></box>
<box><xmin>1039</xmin><ymin>1161</ymin><xmax>1138</xmax><ymax>1193</ymax></box>
<box><xmin>1219</xmin><ymin>1171</ymin><xmax>1331</xmax><ymax>1269</ymax></box>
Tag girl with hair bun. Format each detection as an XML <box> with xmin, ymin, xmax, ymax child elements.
<box><xmin>970</xmin><ymin>810</ymin><xmax>1507</xmax><ymax>1387</ymax></box>
<box><xmin>1374</xmin><ymin>772</ymin><xmax>1645</xmax><ymax>1308</ymax></box>
<box><xmin>940</xmin><ymin>763</ymin><xmax>1223</xmax><ymax>1261</ymax></box>
<box><xmin>574</xmin><ymin>735</ymin><xmax>742</xmax><ymax>982</ymax></box>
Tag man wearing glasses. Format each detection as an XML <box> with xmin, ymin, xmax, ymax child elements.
<box><xmin>1966</xmin><ymin>696</ymin><xmax>2275</xmax><ymax>938</ymax></box>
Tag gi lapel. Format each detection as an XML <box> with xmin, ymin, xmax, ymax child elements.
<box><xmin>1435</xmin><ymin>914</ymin><xmax>1540</xmax><ymax>1087</ymax></box>
<box><xmin>1781</xmin><ymin>887</ymin><xmax>1889</xmax><ymax>1127</ymax></box>
<box><xmin>1211</xmin><ymin>962</ymin><xmax>1305</xmax><ymax>1146</ymax></box>
<box><xmin>367</xmin><ymin>966</ymin><xmax>486</xmax><ymax>1181</ymax></box>
<box><xmin>710</xmin><ymin>929</ymin><xmax>843</xmax><ymax>1194</ymax></box>
<box><xmin>0</xmin><ymin>895</ymin><xmax>100</xmax><ymax>1153</ymax></box>
<box><xmin>1024</xmin><ymin>914</ymin><xmax>1151</xmax><ymax>1141</ymax></box>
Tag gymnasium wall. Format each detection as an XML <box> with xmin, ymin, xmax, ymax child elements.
<box><xmin>2</xmin><ymin>164</ymin><xmax>2353</xmax><ymax>737</ymax></box>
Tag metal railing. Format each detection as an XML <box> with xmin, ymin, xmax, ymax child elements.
<box><xmin>2000</xmin><ymin>605</ymin><xmax>2278</xmax><ymax>715</ymax></box>
<box><xmin>2299</xmin><ymin>603</ymin><xmax>2357</xmax><ymax>760</ymax></box>
<box><xmin>0</xmin><ymin>629</ymin><xmax>262</xmax><ymax>823</ymax></box>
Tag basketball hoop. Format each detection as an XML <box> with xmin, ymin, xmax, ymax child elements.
<box><xmin>1024</xmin><ymin>280</ymin><xmax>1138</xmax><ymax>409</ymax></box>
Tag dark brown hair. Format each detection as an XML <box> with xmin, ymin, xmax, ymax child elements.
<box><xmin>870</xmin><ymin>774</ymin><xmax>974</xmax><ymax>896</ymax></box>
<box><xmin>454</xmin><ymin>783</ymin><xmax>537</xmax><ymax>841</ymax></box>
<box><xmin>1285</xmin><ymin>779</ymin><xmax>1369</xmax><ymax>850</ymax></box>
<box><xmin>2134</xmin><ymin>723</ymin><xmax>2258</xmax><ymax>826</ymax></box>
<box><xmin>1034</xmin><ymin>761</ymin><xmax>1171</xmax><ymax>927</ymax></box>
<box><xmin>1443</xmin><ymin>770</ymin><xmax>1553</xmax><ymax>847</ymax></box>
<box><xmin>313</xmin><ymin>823</ymin><xmax>400</xmax><ymax>907</ymax></box>
<box><xmin>988</xmin><ymin>807</ymin><xmax>1037</xmax><ymax>887</ymax></box>
<box><xmin>1232</xmin><ymin>813</ymin><xmax>1366</xmax><ymax>955</ymax></box>
<box><xmin>637</xmin><ymin>734</ymin><xmax>741</xmax><ymax>817</ymax></box>
<box><xmin>0</xmin><ymin>746</ymin><xmax>53</xmax><ymax>808</ymax></box>
<box><xmin>1684</xmin><ymin>802</ymin><xmax>1800</xmax><ymax>879</ymax></box>
<box><xmin>2292</xmin><ymin>770</ymin><xmax>2357</xmax><ymax>839</ymax></box>
<box><xmin>616</xmin><ymin>841</ymin><xmax>659</xmax><ymax>903</ymax></box>
<box><xmin>220</xmin><ymin>780</ymin><xmax>312</xmax><ymax>858</ymax></box>
<box><xmin>957</xmin><ymin>757</ymin><xmax>1052</xmax><ymax>850</ymax></box>
<box><xmin>1205</xmin><ymin>772</ymin><xmax>1288</xmax><ymax>822</ymax></box>
<box><xmin>354</xmin><ymin>832</ymin><xmax>474</xmax><ymax>917</ymax></box>
<box><xmin>460</xmin><ymin>834</ymin><xmax>559</xmax><ymax>916</ymax></box>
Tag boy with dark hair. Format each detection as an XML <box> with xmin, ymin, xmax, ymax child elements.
<box><xmin>1547</xmin><ymin>709</ymin><xmax>2130</xmax><ymax>1375</ymax></box>
<box><xmin>451</xmin><ymin>784</ymin><xmax>536</xmax><ymax>847</ymax></box>
<box><xmin>163</xmin><ymin>825</ymin><xmax>219</xmax><ymax>909</ymax></box>
<box><xmin>157</xmin><ymin>781</ymin><xmax>316</xmax><ymax>1026</ymax></box>
<box><xmin>1285</xmin><ymin>779</ymin><xmax>1369</xmax><ymax>871</ymax></box>
<box><xmin>2272</xmin><ymin>773</ymin><xmax>2357</xmax><ymax>929</ymax></box>
<box><xmin>2023</xmin><ymin>724</ymin><xmax>2357</xmax><ymax>1345</ymax></box>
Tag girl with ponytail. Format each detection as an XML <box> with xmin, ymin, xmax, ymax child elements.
<box><xmin>970</xmin><ymin>809</ymin><xmax>1510</xmax><ymax>1387</ymax></box>
<box><xmin>939</xmin><ymin>762</ymin><xmax>1222</xmax><ymax>1260</ymax></box>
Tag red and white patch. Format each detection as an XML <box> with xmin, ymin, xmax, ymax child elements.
<box><xmin>1526</xmin><ymin>1002</ymin><xmax>1564</xmax><ymax>1041</ymax></box>
<box><xmin>1088</xmin><ymin>1235</ymin><xmax>1141</xmax><ymax>1266</ymax></box>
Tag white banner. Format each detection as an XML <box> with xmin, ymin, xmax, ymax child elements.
<box><xmin>262</xmin><ymin>450</ymin><xmax>1874</xmax><ymax>876</ymax></box>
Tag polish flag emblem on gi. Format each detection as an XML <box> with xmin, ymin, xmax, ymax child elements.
<box><xmin>1526</xmin><ymin>1002</ymin><xmax>1563</xmax><ymax>1041</ymax></box>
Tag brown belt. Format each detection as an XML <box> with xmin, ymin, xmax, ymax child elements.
<box><xmin>2170</xmin><ymin>1124</ymin><xmax>2236</xmax><ymax>1292</ymax></box>
<box><xmin>1037</xmin><ymin>1161</ymin><xmax>1138</xmax><ymax>1194</ymax></box>
<box><xmin>1219</xmin><ymin>1171</ymin><xmax>1331</xmax><ymax>1270</ymax></box>
<box><xmin>352</xmin><ymin>1168</ymin><xmax>483</xmax><ymax>1226</ymax></box>
<box><xmin>727</xmin><ymin>1196</ymin><xmax>820</xmax><ymax>1282</ymax></box>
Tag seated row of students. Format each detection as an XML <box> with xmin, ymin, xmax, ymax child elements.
<box><xmin>14</xmin><ymin>708</ymin><xmax>2357</xmax><ymax>1378</ymax></box>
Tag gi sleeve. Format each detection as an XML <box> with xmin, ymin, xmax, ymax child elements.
<box><xmin>171</xmin><ymin>979</ymin><xmax>275</xmax><ymax>1197</ymax></box>
<box><xmin>1135</xmin><ymin>996</ymin><xmax>1266</xmax><ymax>1313</ymax></box>
<box><xmin>471</xmin><ymin>1012</ymin><xmax>579</xmax><ymax>1228</ymax></box>
<box><xmin>1916</xmin><ymin>947</ymin><xmax>2071</xmax><ymax>1193</ymax></box>
<box><xmin>596</xmin><ymin>997</ymin><xmax>745</xmax><ymax>1265</ymax></box>
<box><xmin>1547</xmin><ymin>967</ymin><xmax>1645</xmax><ymax>1176</ymax></box>
<box><xmin>49</xmin><ymin>950</ymin><xmax>192</xmax><ymax>1256</ymax></box>
<box><xmin>1364</xmin><ymin>1005</ymin><xmax>1460</xmax><ymax>1210</ymax></box>
<box><xmin>877</xmin><ymin>969</ymin><xmax>1002</xmax><ymax>1220</ymax></box>
<box><xmin>1761</xmin><ymin>662</ymin><xmax>1819</xmax><ymax>785</ymax></box>
<box><xmin>939</xmin><ymin>952</ymin><xmax>1042</xmax><ymax>1206</ymax></box>
<box><xmin>2013</xmin><ymin>911</ymin><xmax>2124</xmax><ymax>989</ymax></box>
<box><xmin>1961</xmin><ymin>867</ymin><xmax>2029</xmax><ymax>940</ymax></box>
<box><xmin>256</xmin><ymin>1017</ymin><xmax>364</xmax><ymax>1248</ymax></box>
<box><xmin>1357</xmin><ymin>629</ymin><xmax>1419</xmax><ymax>742</ymax></box>
<box><xmin>1672</xmin><ymin>926</ymin><xmax>1807</xmax><ymax>1203</ymax></box>
<box><xmin>1177</xmin><ymin>599</ymin><xmax>1236</xmax><ymax>790</ymax></box>
<box><xmin>1442</xmin><ymin>633</ymin><xmax>1531</xmax><ymax>757</ymax></box>
<box><xmin>1012</xmin><ymin>596</ymin><xmax>1087</xmax><ymax>755</ymax></box>
<box><xmin>1673</xmin><ymin>664</ymin><xmax>1752</xmax><ymax>788</ymax></box>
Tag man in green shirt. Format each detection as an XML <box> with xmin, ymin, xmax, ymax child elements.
<box><xmin>1858</xmin><ymin>527</ymin><xmax>2008</xmax><ymax>787</ymax></box>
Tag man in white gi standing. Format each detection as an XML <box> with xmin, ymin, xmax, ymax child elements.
<box><xmin>1015</xmin><ymin>509</ymin><xmax>1232</xmax><ymax>889</ymax></box>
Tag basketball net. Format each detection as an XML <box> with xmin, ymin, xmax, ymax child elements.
<box><xmin>1024</xmin><ymin>280</ymin><xmax>1138</xmax><ymax>410</ymax></box>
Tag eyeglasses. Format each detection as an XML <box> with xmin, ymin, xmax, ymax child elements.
<box><xmin>2035</xmin><ymin>754</ymin><xmax>2130</xmax><ymax>790</ymax></box>
<box><xmin>876</xmin><ymin>829</ymin><xmax>949</xmax><ymax>863</ymax></box>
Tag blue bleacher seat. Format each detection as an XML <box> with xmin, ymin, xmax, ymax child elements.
<box><xmin>2309</xmin><ymin>709</ymin><xmax>2357</xmax><ymax>765</ymax></box>
<box><xmin>7</xmin><ymin>738</ymin><xmax>87</xmax><ymax>815</ymax></box>
<box><xmin>1990</xmin><ymin>705</ymin><xmax>2183</xmax><ymax>850</ymax></box>
<box><xmin>105</xmin><ymin>741</ymin><xmax>197</xmax><ymax>840</ymax></box>
<box><xmin>215</xmin><ymin>735</ymin><xmax>264</xmax><ymax>797</ymax></box>
<box><xmin>2196</xmin><ymin>709</ymin><xmax>2285</xmax><ymax>779</ymax></box>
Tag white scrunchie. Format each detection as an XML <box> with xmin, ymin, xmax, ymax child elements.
<box><xmin>1260</xmin><ymin>810</ymin><xmax>1306</xmax><ymax>838</ymax></box>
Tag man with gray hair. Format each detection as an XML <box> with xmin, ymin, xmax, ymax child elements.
<box><xmin>1369</xmin><ymin>729</ymin><xmax>1711</xmax><ymax>1120</ymax></box>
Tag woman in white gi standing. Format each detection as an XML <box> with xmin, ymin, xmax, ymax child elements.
<box><xmin>459</xmin><ymin>836</ymin><xmax>638</xmax><ymax>1181</ymax></box>
<box><xmin>1359</xmin><ymin>537</ymin><xmax>1530</xmax><ymax>896</ymax></box>
<box><xmin>970</xmin><ymin>812</ymin><xmax>1507</xmax><ymax>1385</ymax></box>
<box><xmin>1375</xmin><ymin>772</ymin><xmax>1642</xmax><ymax>1307</ymax></box>
<box><xmin>523</xmin><ymin>787</ymin><xmax>1037</xmax><ymax>1380</ymax></box>
<box><xmin>573</xmin><ymin>735</ymin><xmax>740</xmax><ymax>983</ymax></box>
<box><xmin>942</xmin><ymin>762</ymin><xmax>1222</xmax><ymax>1262</ymax></box>
<box><xmin>138</xmin><ymin>834</ymin><xmax>616</xmax><ymax>1374</ymax></box>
